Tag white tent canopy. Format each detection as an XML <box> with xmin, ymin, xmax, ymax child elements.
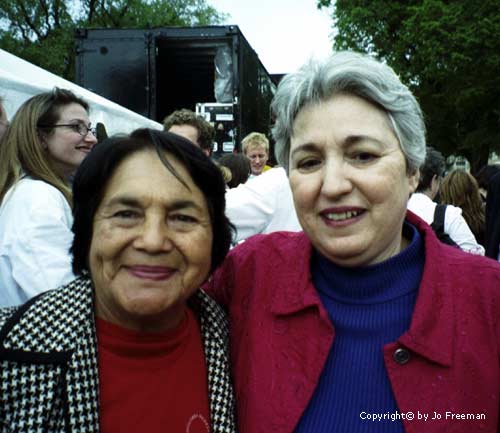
<box><xmin>0</xmin><ymin>48</ymin><xmax>162</xmax><ymax>135</ymax></box>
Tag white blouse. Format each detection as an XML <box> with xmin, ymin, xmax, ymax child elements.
<box><xmin>0</xmin><ymin>177</ymin><xmax>75</xmax><ymax>307</ymax></box>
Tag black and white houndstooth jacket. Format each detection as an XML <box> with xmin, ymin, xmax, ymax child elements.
<box><xmin>0</xmin><ymin>275</ymin><xmax>236</xmax><ymax>433</ymax></box>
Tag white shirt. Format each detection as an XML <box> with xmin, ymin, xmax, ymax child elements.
<box><xmin>0</xmin><ymin>178</ymin><xmax>76</xmax><ymax>307</ymax></box>
<box><xmin>407</xmin><ymin>192</ymin><xmax>484</xmax><ymax>255</ymax></box>
<box><xmin>225</xmin><ymin>167</ymin><xmax>302</xmax><ymax>243</ymax></box>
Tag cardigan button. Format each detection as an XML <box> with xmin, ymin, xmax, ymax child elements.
<box><xmin>393</xmin><ymin>347</ymin><xmax>410</xmax><ymax>365</ymax></box>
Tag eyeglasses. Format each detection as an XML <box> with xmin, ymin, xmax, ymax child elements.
<box><xmin>38</xmin><ymin>123</ymin><xmax>96</xmax><ymax>136</ymax></box>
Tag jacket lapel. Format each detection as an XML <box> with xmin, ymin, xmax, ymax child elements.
<box><xmin>192</xmin><ymin>290</ymin><xmax>237</xmax><ymax>433</ymax></box>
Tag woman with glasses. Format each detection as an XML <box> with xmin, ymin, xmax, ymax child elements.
<box><xmin>0</xmin><ymin>87</ymin><xmax>97</xmax><ymax>307</ymax></box>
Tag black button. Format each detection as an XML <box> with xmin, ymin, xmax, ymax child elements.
<box><xmin>393</xmin><ymin>348</ymin><xmax>410</xmax><ymax>365</ymax></box>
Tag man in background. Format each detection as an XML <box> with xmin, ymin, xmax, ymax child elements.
<box><xmin>163</xmin><ymin>108</ymin><xmax>215</xmax><ymax>157</ymax></box>
<box><xmin>241</xmin><ymin>132</ymin><xmax>271</xmax><ymax>177</ymax></box>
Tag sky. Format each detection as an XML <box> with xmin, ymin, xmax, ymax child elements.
<box><xmin>207</xmin><ymin>0</ymin><xmax>334</xmax><ymax>74</ymax></box>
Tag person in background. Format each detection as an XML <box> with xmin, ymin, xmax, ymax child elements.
<box><xmin>205</xmin><ymin>51</ymin><xmax>500</xmax><ymax>433</ymax></box>
<box><xmin>440</xmin><ymin>170</ymin><xmax>486</xmax><ymax>247</ymax></box>
<box><xmin>0</xmin><ymin>96</ymin><xmax>9</xmax><ymax>142</ymax></box>
<box><xmin>407</xmin><ymin>147</ymin><xmax>484</xmax><ymax>254</ymax></box>
<box><xmin>485</xmin><ymin>171</ymin><xmax>500</xmax><ymax>260</ymax></box>
<box><xmin>0</xmin><ymin>129</ymin><xmax>236</xmax><ymax>432</ymax></box>
<box><xmin>0</xmin><ymin>88</ymin><xmax>97</xmax><ymax>307</ymax></box>
<box><xmin>224</xmin><ymin>165</ymin><xmax>301</xmax><ymax>243</ymax></box>
<box><xmin>242</xmin><ymin>131</ymin><xmax>271</xmax><ymax>177</ymax></box>
<box><xmin>475</xmin><ymin>163</ymin><xmax>500</xmax><ymax>203</ymax></box>
<box><xmin>163</xmin><ymin>108</ymin><xmax>215</xmax><ymax>157</ymax></box>
<box><xmin>218</xmin><ymin>153</ymin><xmax>251</xmax><ymax>188</ymax></box>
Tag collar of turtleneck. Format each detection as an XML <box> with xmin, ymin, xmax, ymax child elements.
<box><xmin>313</xmin><ymin>222</ymin><xmax>424</xmax><ymax>305</ymax></box>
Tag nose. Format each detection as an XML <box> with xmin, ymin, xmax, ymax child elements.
<box><xmin>84</xmin><ymin>130</ymin><xmax>98</xmax><ymax>144</ymax></box>
<box><xmin>320</xmin><ymin>158</ymin><xmax>353</xmax><ymax>198</ymax></box>
<box><xmin>134</xmin><ymin>216</ymin><xmax>173</xmax><ymax>253</ymax></box>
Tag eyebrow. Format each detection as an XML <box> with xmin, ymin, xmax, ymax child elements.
<box><xmin>60</xmin><ymin>118</ymin><xmax>90</xmax><ymax>124</ymax></box>
<box><xmin>291</xmin><ymin>134</ymin><xmax>386</xmax><ymax>158</ymax></box>
<box><xmin>290</xmin><ymin>143</ymin><xmax>319</xmax><ymax>159</ymax></box>
<box><xmin>103</xmin><ymin>195</ymin><xmax>203</xmax><ymax>212</ymax></box>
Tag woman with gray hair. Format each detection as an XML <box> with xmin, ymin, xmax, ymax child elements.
<box><xmin>205</xmin><ymin>51</ymin><xmax>500</xmax><ymax>433</ymax></box>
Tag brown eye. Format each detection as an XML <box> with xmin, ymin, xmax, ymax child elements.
<box><xmin>113</xmin><ymin>210</ymin><xmax>139</xmax><ymax>219</ymax></box>
<box><xmin>352</xmin><ymin>152</ymin><xmax>378</xmax><ymax>163</ymax></box>
<box><xmin>296</xmin><ymin>158</ymin><xmax>321</xmax><ymax>171</ymax></box>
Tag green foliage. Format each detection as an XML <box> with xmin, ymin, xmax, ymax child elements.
<box><xmin>318</xmin><ymin>0</ymin><xmax>500</xmax><ymax>171</ymax></box>
<box><xmin>0</xmin><ymin>0</ymin><xmax>227</xmax><ymax>81</ymax></box>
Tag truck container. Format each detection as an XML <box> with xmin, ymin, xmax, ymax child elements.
<box><xmin>75</xmin><ymin>25</ymin><xmax>277</xmax><ymax>157</ymax></box>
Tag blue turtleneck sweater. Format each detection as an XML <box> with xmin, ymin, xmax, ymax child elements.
<box><xmin>294</xmin><ymin>223</ymin><xmax>424</xmax><ymax>433</ymax></box>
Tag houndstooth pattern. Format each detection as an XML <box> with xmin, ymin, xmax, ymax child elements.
<box><xmin>192</xmin><ymin>291</ymin><xmax>237</xmax><ymax>433</ymax></box>
<box><xmin>0</xmin><ymin>276</ymin><xmax>236</xmax><ymax>433</ymax></box>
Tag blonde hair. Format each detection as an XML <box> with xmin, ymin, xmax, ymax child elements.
<box><xmin>241</xmin><ymin>132</ymin><xmax>269</xmax><ymax>155</ymax></box>
<box><xmin>440</xmin><ymin>170</ymin><xmax>485</xmax><ymax>244</ymax></box>
<box><xmin>0</xmin><ymin>88</ymin><xmax>90</xmax><ymax>205</ymax></box>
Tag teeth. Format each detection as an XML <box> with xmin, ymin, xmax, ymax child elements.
<box><xmin>325</xmin><ymin>211</ymin><xmax>360</xmax><ymax>221</ymax></box>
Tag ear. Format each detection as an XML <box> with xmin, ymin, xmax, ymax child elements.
<box><xmin>408</xmin><ymin>169</ymin><xmax>419</xmax><ymax>193</ymax></box>
<box><xmin>38</xmin><ymin>131</ymin><xmax>49</xmax><ymax>150</ymax></box>
<box><xmin>430</xmin><ymin>174</ymin><xmax>440</xmax><ymax>192</ymax></box>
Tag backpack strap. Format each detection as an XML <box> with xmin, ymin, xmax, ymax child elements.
<box><xmin>431</xmin><ymin>204</ymin><xmax>446</xmax><ymax>232</ymax></box>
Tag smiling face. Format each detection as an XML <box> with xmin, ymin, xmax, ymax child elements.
<box><xmin>289</xmin><ymin>93</ymin><xmax>419</xmax><ymax>267</ymax></box>
<box><xmin>89</xmin><ymin>149</ymin><xmax>213</xmax><ymax>332</ymax></box>
<box><xmin>43</xmin><ymin>102</ymin><xmax>97</xmax><ymax>178</ymax></box>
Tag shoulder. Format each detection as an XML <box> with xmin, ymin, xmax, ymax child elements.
<box><xmin>232</xmin><ymin>231</ymin><xmax>308</xmax><ymax>258</ymax></box>
<box><xmin>0</xmin><ymin>276</ymin><xmax>94</xmax><ymax>351</ymax></box>
<box><xmin>0</xmin><ymin>306</ymin><xmax>18</xmax><ymax>330</ymax></box>
<box><xmin>194</xmin><ymin>290</ymin><xmax>228</xmax><ymax>323</ymax></box>
<box><xmin>407</xmin><ymin>193</ymin><xmax>436</xmax><ymax>224</ymax></box>
<box><xmin>241</xmin><ymin>167</ymin><xmax>288</xmax><ymax>191</ymax></box>
<box><xmin>443</xmin><ymin>203</ymin><xmax>463</xmax><ymax>219</ymax></box>
<box><xmin>2</xmin><ymin>178</ymin><xmax>68</xmax><ymax>209</ymax></box>
<box><xmin>221</xmin><ymin>231</ymin><xmax>311</xmax><ymax>276</ymax></box>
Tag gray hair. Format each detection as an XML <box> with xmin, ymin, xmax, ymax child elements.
<box><xmin>271</xmin><ymin>51</ymin><xmax>426</xmax><ymax>174</ymax></box>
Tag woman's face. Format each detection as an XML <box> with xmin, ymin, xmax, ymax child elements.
<box><xmin>289</xmin><ymin>93</ymin><xmax>419</xmax><ymax>267</ymax></box>
<box><xmin>89</xmin><ymin>149</ymin><xmax>213</xmax><ymax>332</ymax></box>
<box><xmin>43</xmin><ymin>103</ymin><xmax>97</xmax><ymax>178</ymax></box>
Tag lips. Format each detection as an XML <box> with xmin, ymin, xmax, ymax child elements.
<box><xmin>75</xmin><ymin>145</ymin><xmax>94</xmax><ymax>153</ymax></box>
<box><xmin>320</xmin><ymin>207</ymin><xmax>365</xmax><ymax>225</ymax></box>
<box><xmin>127</xmin><ymin>266</ymin><xmax>175</xmax><ymax>281</ymax></box>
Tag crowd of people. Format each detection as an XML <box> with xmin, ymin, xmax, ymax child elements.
<box><xmin>0</xmin><ymin>50</ymin><xmax>499</xmax><ymax>433</ymax></box>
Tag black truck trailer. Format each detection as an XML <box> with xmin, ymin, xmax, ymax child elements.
<box><xmin>75</xmin><ymin>25</ymin><xmax>277</xmax><ymax>157</ymax></box>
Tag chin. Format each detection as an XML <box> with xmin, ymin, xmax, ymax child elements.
<box><xmin>319</xmin><ymin>242</ymin><xmax>371</xmax><ymax>266</ymax></box>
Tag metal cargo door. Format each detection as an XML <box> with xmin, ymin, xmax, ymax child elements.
<box><xmin>75</xmin><ymin>29</ymin><xmax>155</xmax><ymax>118</ymax></box>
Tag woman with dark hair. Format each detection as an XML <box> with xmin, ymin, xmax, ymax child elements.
<box><xmin>218</xmin><ymin>153</ymin><xmax>251</xmax><ymax>188</ymax></box>
<box><xmin>474</xmin><ymin>164</ymin><xmax>500</xmax><ymax>203</ymax></box>
<box><xmin>0</xmin><ymin>87</ymin><xmax>97</xmax><ymax>306</ymax></box>
<box><xmin>0</xmin><ymin>129</ymin><xmax>236</xmax><ymax>433</ymax></box>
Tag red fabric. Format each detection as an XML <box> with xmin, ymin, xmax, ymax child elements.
<box><xmin>97</xmin><ymin>307</ymin><xmax>211</xmax><ymax>433</ymax></box>
<box><xmin>205</xmin><ymin>211</ymin><xmax>500</xmax><ymax>433</ymax></box>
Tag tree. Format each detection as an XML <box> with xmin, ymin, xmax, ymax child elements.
<box><xmin>0</xmin><ymin>0</ymin><xmax>227</xmax><ymax>81</ymax></box>
<box><xmin>317</xmin><ymin>0</ymin><xmax>500</xmax><ymax>172</ymax></box>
